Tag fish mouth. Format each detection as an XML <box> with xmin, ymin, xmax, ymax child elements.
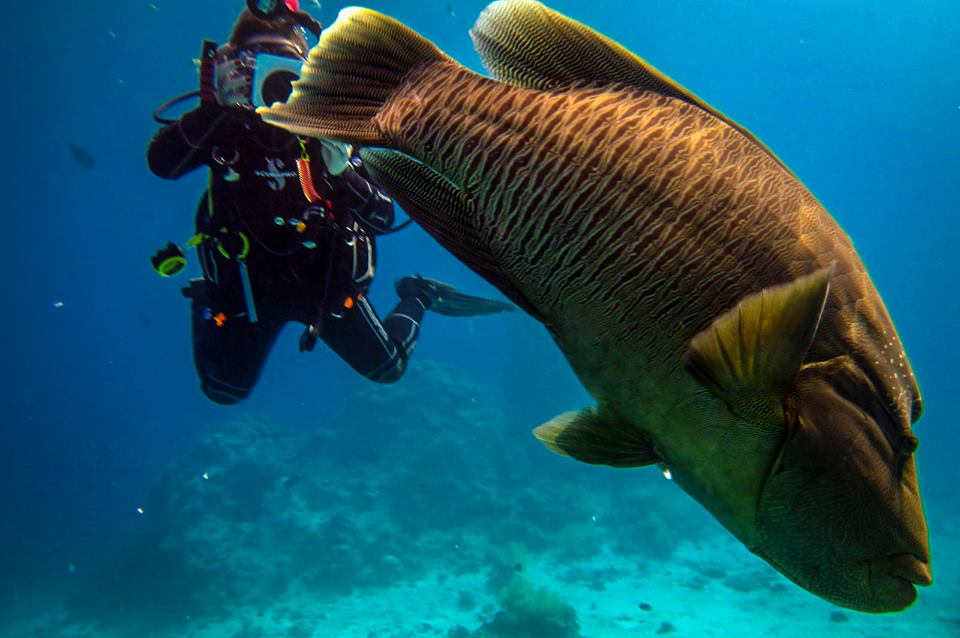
<box><xmin>881</xmin><ymin>553</ymin><xmax>932</xmax><ymax>587</ymax></box>
<box><xmin>864</xmin><ymin>553</ymin><xmax>931</xmax><ymax>611</ymax></box>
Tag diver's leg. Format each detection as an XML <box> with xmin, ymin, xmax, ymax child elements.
<box><xmin>186</xmin><ymin>280</ymin><xmax>284</xmax><ymax>404</ymax></box>
<box><xmin>317</xmin><ymin>290</ymin><xmax>429</xmax><ymax>383</ymax></box>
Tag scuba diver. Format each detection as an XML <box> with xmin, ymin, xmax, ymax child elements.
<box><xmin>147</xmin><ymin>0</ymin><xmax>511</xmax><ymax>404</ymax></box>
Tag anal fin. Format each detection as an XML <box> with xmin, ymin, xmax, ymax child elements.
<box><xmin>533</xmin><ymin>406</ymin><xmax>660</xmax><ymax>468</ymax></box>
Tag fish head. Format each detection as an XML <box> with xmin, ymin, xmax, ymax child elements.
<box><xmin>754</xmin><ymin>357</ymin><xmax>930</xmax><ymax>612</ymax></box>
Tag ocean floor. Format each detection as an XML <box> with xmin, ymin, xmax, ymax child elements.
<box><xmin>10</xmin><ymin>526</ymin><xmax>960</xmax><ymax>638</ymax></box>
<box><xmin>6</xmin><ymin>363</ymin><xmax>958</xmax><ymax>638</ymax></box>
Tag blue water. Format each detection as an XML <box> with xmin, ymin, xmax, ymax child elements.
<box><xmin>1</xmin><ymin>1</ymin><xmax>958</xmax><ymax>636</ymax></box>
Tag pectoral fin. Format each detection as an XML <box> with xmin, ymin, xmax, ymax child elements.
<box><xmin>533</xmin><ymin>406</ymin><xmax>660</xmax><ymax>467</ymax></box>
<box><xmin>686</xmin><ymin>266</ymin><xmax>833</xmax><ymax>425</ymax></box>
<box><xmin>359</xmin><ymin>148</ymin><xmax>541</xmax><ymax>319</ymax></box>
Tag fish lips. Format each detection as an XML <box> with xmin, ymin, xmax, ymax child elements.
<box><xmin>882</xmin><ymin>552</ymin><xmax>933</xmax><ymax>586</ymax></box>
<box><xmin>755</xmin><ymin>547</ymin><xmax>931</xmax><ymax>612</ymax></box>
<box><xmin>867</xmin><ymin>553</ymin><xmax>932</xmax><ymax>609</ymax></box>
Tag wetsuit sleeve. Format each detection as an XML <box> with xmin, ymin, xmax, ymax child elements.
<box><xmin>146</xmin><ymin>106</ymin><xmax>225</xmax><ymax>180</ymax></box>
<box><xmin>327</xmin><ymin>159</ymin><xmax>396</xmax><ymax>233</ymax></box>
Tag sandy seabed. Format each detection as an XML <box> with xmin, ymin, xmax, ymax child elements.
<box><xmin>11</xmin><ymin>521</ymin><xmax>958</xmax><ymax>638</ymax></box>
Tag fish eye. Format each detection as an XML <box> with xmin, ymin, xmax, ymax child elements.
<box><xmin>897</xmin><ymin>433</ymin><xmax>919</xmax><ymax>457</ymax></box>
<box><xmin>893</xmin><ymin>433</ymin><xmax>919</xmax><ymax>481</ymax></box>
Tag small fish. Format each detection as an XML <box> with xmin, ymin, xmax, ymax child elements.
<box><xmin>67</xmin><ymin>143</ymin><xmax>94</xmax><ymax>169</ymax></box>
<box><xmin>53</xmin><ymin>301</ymin><xmax>64</xmax><ymax>309</ymax></box>
<box><xmin>282</xmin><ymin>473</ymin><xmax>303</xmax><ymax>489</ymax></box>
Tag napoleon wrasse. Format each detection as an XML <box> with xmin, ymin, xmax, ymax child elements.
<box><xmin>260</xmin><ymin>0</ymin><xmax>930</xmax><ymax>612</ymax></box>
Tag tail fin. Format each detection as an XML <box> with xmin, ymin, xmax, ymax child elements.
<box><xmin>258</xmin><ymin>7</ymin><xmax>452</xmax><ymax>146</ymax></box>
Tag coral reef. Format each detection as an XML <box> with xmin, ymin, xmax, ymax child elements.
<box><xmin>471</xmin><ymin>574</ymin><xmax>583</xmax><ymax>638</ymax></box>
<box><xmin>61</xmin><ymin>360</ymin><xmax>701</xmax><ymax>634</ymax></box>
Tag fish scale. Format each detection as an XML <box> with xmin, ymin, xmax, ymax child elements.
<box><xmin>458</xmin><ymin>84</ymin><xmax>784</xmax><ymax>348</ymax></box>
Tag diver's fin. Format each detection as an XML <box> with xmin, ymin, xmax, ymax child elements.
<box><xmin>361</xmin><ymin>148</ymin><xmax>542</xmax><ymax>320</ymax></box>
<box><xmin>686</xmin><ymin>266</ymin><xmax>834</xmax><ymax>425</ymax></box>
<box><xmin>258</xmin><ymin>7</ymin><xmax>454</xmax><ymax>145</ymax></box>
<box><xmin>534</xmin><ymin>406</ymin><xmax>661</xmax><ymax>468</ymax></box>
<box><xmin>470</xmin><ymin>0</ymin><xmax>792</xmax><ymax>174</ymax></box>
<box><xmin>426</xmin><ymin>280</ymin><xmax>515</xmax><ymax>317</ymax></box>
<box><xmin>433</xmin><ymin>291</ymin><xmax>514</xmax><ymax>317</ymax></box>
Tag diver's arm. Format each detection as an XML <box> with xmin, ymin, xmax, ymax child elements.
<box><xmin>147</xmin><ymin>106</ymin><xmax>225</xmax><ymax>180</ymax></box>
<box><xmin>328</xmin><ymin>159</ymin><xmax>396</xmax><ymax>233</ymax></box>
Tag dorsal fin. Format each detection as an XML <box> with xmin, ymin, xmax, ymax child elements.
<box><xmin>470</xmin><ymin>0</ymin><xmax>793</xmax><ymax>175</ymax></box>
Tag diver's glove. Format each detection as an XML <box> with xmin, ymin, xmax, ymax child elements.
<box><xmin>176</xmin><ymin>105</ymin><xmax>229</xmax><ymax>147</ymax></box>
<box><xmin>319</xmin><ymin>139</ymin><xmax>354</xmax><ymax>175</ymax></box>
<box><xmin>328</xmin><ymin>153</ymin><xmax>396</xmax><ymax>234</ymax></box>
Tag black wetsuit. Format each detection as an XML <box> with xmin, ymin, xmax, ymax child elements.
<box><xmin>148</xmin><ymin>106</ymin><xmax>425</xmax><ymax>404</ymax></box>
